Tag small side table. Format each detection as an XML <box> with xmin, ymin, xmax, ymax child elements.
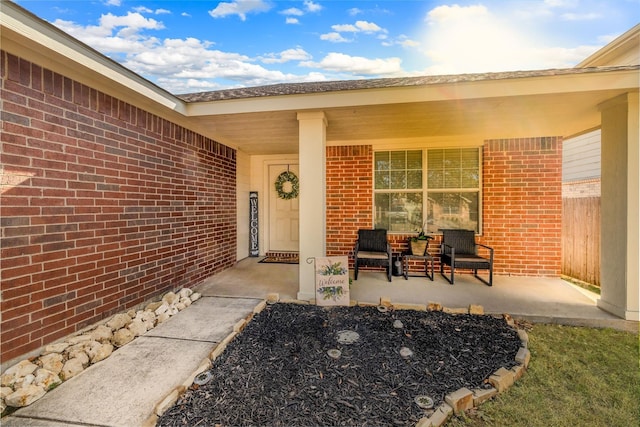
<box><xmin>402</xmin><ymin>252</ymin><xmax>434</xmax><ymax>281</ymax></box>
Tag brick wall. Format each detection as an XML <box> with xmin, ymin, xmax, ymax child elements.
<box><xmin>325</xmin><ymin>138</ymin><xmax>562</xmax><ymax>276</ymax></box>
<box><xmin>0</xmin><ymin>51</ymin><xmax>237</xmax><ymax>365</ymax></box>
<box><xmin>326</xmin><ymin>146</ymin><xmax>373</xmax><ymax>259</ymax></box>
<box><xmin>482</xmin><ymin>137</ymin><xmax>562</xmax><ymax>276</ymax></box>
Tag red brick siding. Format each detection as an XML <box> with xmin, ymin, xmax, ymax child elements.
<box><xmin>325</xmin><ymin>139</ymin><xmax>562</xmax><ymax>276</ymax></box>
<box><xmin>325</xmin><ymin>146</ymin><xmax>373</xmax><ymax>260</ymax></box>
<box><xmin>0</xmin><ymin>51</ymin><xmax>237</xmax><ymax>364</ymax></box>
<box><xmin>482</xmin><ymin>137</ymin><xmax>562</xmax><ymax>276</ymax></box>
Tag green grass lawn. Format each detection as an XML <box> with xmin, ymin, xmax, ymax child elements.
<box><xmin>447</xmin><ymin>324</ymin><xmax>639</xmax><ymax>427</ymax></box>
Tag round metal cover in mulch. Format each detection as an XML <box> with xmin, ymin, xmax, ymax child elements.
<box><xmin>414</xmin><ymin>395</ymin><xmax>434</xmax><ymax>409</ymax></box>
<box><xmin>193</xmin><ymin>371</ymin><xmax>212</xmax><ymax>386</ymax></box>
<box><xmin>336</xmin><ymin>330</ymin><xmax>360</xmax><ymax>344</ymax></box>
<box><xmin>327</xmin><ymin>349</ymin><xmax>342</xmax><ymax>359</ymax></box>
<box><xmin>400</xmin><ymin>347</ymin><xmax>414</xmax><ymax>358</ymax></box>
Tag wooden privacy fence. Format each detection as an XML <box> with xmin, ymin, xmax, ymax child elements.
<box><xmin>562</xmin><ymin>197</ymin><xmax>600</xmax><ymax>286</ymax></box>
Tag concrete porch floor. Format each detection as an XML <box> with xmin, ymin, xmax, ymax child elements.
<box><xmin>197</xmin><ymin>257</ymin><xmax>637</xmax><ymax>332</ymax></box>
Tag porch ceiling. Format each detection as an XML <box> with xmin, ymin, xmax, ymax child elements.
<box><xmin>184</xmin><ymin>68</ymin><xmax>638</xmax><ymax>155</ymax></box>
<box><xmin>190</xmin><ymin>89</ymin><xmax>631</xmax><ymax>155</ymax></box>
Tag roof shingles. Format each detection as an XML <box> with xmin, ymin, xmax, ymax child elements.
<box><xmin>176</xmin><ymin>65</ymin><xmax>639</xmax><ymax>102</ymax></box>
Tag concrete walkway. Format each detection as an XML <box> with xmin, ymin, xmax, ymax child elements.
<box><xmin>2</xmin><ymin>258</ymin><xmax>636</xmax><ymax>426</ymax></box>
<box><xmin>2</xmin><ymin>297</ymin><xmax>261</xmax><ymax>427</ymax></box>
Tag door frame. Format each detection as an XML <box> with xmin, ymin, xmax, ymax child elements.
<box><xmin>262</xmin><ymin>159</ymin><xmax>300</xmax><ymax>253</ymax></box>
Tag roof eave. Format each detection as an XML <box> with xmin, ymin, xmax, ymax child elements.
<box><xmin>184</xmin><ymin>67</ymin><xmax>640</xmax><ymax>117</ymax></box>
<box><xmin>577</xmin><ymin>23</ymin><xmax>640</xmax><ymax>67</ymax></box>
<box><xmin>0</xmin><ymin>1</ymin><xmax>187</xmax><ymax>115</ymax></box>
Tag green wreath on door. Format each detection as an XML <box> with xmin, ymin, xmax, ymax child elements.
<box><xmin>274</xmin><ymin>171</ymin><xmax>299</xmax><ymax>200</ymax></box>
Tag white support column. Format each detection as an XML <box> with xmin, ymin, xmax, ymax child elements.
<box><xmin>296</xmin><ymin>111</ymin><xmax>327</xmax><ymax>301</ymax></box>
<box><xmin>598</xmin><ymin>92</ymin><xmax>639</xmax><ymax>321</ymax></box>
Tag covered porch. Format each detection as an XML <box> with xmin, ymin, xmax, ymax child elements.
<box><xmin>196</xmin><ymin>257</ymin><xmax>635</xmax><ymax>332</ymax></box>
<box><xmin>219</xmin><ymin>78</ymin><xmax>639</xmax><ymax>321</ymax></box>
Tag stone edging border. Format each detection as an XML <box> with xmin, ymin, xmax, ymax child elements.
<box><xmin>0</xmin><ymin>288</ymin><xmax>202</xmax><ymax>414</ymax></box>
<box><xmin>144</xmin><ymin>293</ymin><xmax>531</xmax><ymax>427</ymax></box>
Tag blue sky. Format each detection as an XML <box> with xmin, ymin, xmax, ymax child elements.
<box><xmin>14</xmin><ymin>0</ymin><xmax>640</xmax><ymax>94</ymax></box>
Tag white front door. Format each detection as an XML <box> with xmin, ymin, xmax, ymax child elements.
<box><xmin>268</xmin><ymin>164</ymin><xmax>299</xmax><ymax>252</ymax></box>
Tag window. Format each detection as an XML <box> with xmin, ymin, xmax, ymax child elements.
<box><xmin>374</xmin><ymin>148</ymin><xmax>481</xmax><ymax>233</ymax></box>
<box><xmin>374</xmin><ymin>151</ymin><xmax>423</xmax><ymax>232</ymax></box>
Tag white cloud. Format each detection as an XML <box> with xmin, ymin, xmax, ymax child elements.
<box><xmin>53</xmin><ymin>19</ymin><xmax>108</xmax><ymax>39</ymax></box>
<box><xmin>331</xmin><ymin>20</ymin><xmax>384</xmax><ymax>34</ymax></box>
<box><xmin>427</xmin><ymin>4</ymin><xmax>489</xmax><ymax>23</ymax></box>
<box><xmin>132</xmin><ymin>6</ymin><xmax>171</xmax><ymax>15</ymax></box>
<box><xmin>208</xmin><ymin>0</ymin><xmax>272</xmax><ymax>21</ymax></box>
<box><xmin>597</xmin><ymin>32</ymin><xmax>623</xmax><ymax>44</ymax></box>
<box><xmin>511</xmin><ymin>0</ymin><xmax>597</xmax><ymax>21</ymax></box>
<box><xmin>545</xmin><ymin>0</ymin><xmax>579</xmax><ymax>7</ymax></box>
<box><xmin>300</xmin><ymin>52</ymin><xmax>402</xmax><ymax>75</ymax></box>
<box><xmin>355</xmin><ymin>20</ymin><xmax>382</xmax><ymax>33</ymax></box>
<box><xmin>304</xmin><ymin>1</ymin><xmax>322</xmax><ymax>13</ymax></box>
<box><xmin>325</xmin><ymin>20</ymin><xmax>386</xmax><ymax>43</ymax></box>
<box><xmin>348</xmin><ymin>8</ymin><xmax>362</xmax><ymax>16</ymax></box>
<box><xmin>52</xmin><ymin>12</ymin><xmax>326</xmax><ymax>93</ymax></box>
<box><xmin>159</xmin><ymin>78</ymin><xmax>221</xmax><ymax>93</ymax></box>
<box><xmin>332</xmin><ymin>24</ymin><xmax>359</xmax><ymax>33</ymax></box>
<box><xmin>400</xmin><ymin>40</ymin><xmax>419</xmax><ymax>48</ymax></box>
<box><xmin>282</xmin><ymin>7</ymin><xmax>303</xmax><ymax>16</ymax></box>
<box><xmin>133</xmin><ymin>6</ymin><xmax>153</xmax><ymax>14</ymax></box>
<box><xmin>420</xmin><ymin>4</ymin><xmax>598</xmax><ymax>74</ymax></box>
<box><xmin>560</xmin><ymin>12</ymin><xmax>600</xmax><ymax>21</ymax></box>
<box><xmin>53</xmin><ymin>13</ymin><xmax>164</xmax><ymax>53</ymax></box>
<box><xmin>123</xmin><ymin>37</ymin><xmax>316</xmax><ymax>90</ymax></box>
<box><xmin>261</xmin><ymin>48</ymin><xmax>312</xmax><ymax>64</ymax></box>
<box><xmin>162</xmin><ymin>68</ymin><xmax>329</xmax><ymax>94</ymax></box>
<box><xmin>99</xmin><ymin>12</ymin><xmax>164</xmax><ymax>36</ymax></box>
<box><xmin>320</xmin><ymin>32</ymin><xmax>350</xmax><ymax>43</ymax></box>
<box><xmin>124</xmin><ymin>38</ymin><xmax>223</xmax><ymax>76</ymax></box>
<box><xmin>280</xmin><ymin>1</ymin><xmax>321</xmax><ymax>22</ymax></box>
<box><xmin>394</xmin><ymin>35</ymin><xmax>419</xmax><ymax>48</ymax></box>
<box><xmin>281</xmin><ymin>48</ymin><xmax>312</xmax><ymax>62</ymax></box>
<box><xmin>104</xmin><ymin>0</ymin><xmax>121</xmax><ymax>6</ymax></box>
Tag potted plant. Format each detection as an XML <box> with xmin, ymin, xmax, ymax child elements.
<box><xmin>409</xmin><ymin>221</ymin><xmax>430</xmax><ymax>255</ymax></box>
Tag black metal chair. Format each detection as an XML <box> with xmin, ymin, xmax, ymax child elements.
<box><xmin>354</xmin><ymin>229</ymin><xmax>392</xmax><ymax>282</ymax></box>
<box><xmin>440</xmin><ymin>229</ymin><xmax>494</xmax><ymax>286</ymax></box>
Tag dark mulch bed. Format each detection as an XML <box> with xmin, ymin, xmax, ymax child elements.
<box><xmin>157</xmin><ymin>303</ymin><xmax>521</xmax><ymax>426</ymax></box>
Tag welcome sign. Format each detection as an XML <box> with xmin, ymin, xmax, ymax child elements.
<box><xmin>314</xmin><ymin>256</ymin><xmax>350</xmax><ymax>306</ymax></box>
<box><xmin>249</xmin><ymin>192</ymin><xmax>259</xmax><ymax>257</ymax></box>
